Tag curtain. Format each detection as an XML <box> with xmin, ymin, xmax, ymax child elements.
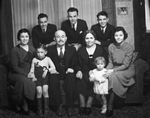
<box><xmin>11</xmin><ymin>0</ymin><xmax>57</xmax><ymax>46</ymax></box>
<box><xmin>11</xmin><ymin>0</ymin><xmax>102</xmax><ymax>46</ymax></box>
<box><xmin>73</xmin><ymin>0</ymin><xmax>102</xmax><ymax>28</ymax></box>
<box><xmin>1</xmin><ymin>0</ymin><xmax>13</xmax><ymax>55</ymax></box>
<box><xmin>145</xmin><ymin>0</ymin><xmax>150</xmax><ymax>33</ymax></box>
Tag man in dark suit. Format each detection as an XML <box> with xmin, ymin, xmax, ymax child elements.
<box><xmin>32</xmin><ymin>13</ymin><xmax>57</xmax><ymax>49</ymax></box>
<box><xmin>61</xmin><ymin>7</ymin><xmax>88</xmax><ymax>50</ymax></box>
<box><xmin>47</xmin><ymin>30</ymin><xmax>77</xmax><ymax>117</ymax></box>
<box><xmin>91</xmin><ymin>11</ymin><xmax>115</xmax><ymax>50</ymax></box>
<box><xmin>91</xmin><ymin>11</ymin><xmax>115</xmax><ymax>65</ymax></box>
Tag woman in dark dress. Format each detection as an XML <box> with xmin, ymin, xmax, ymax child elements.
<box><xmin>8</xmin><ymin>28</ymin><xmax>36</xmax><ymax>115</ymax></box>
<box><xmin>76</xmin><ymin>30</ymin><xmax>106</xmax><ymax>115</ymax></box>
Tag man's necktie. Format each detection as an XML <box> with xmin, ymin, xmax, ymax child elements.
<box><xmin>59</xmin><ymin>47</ymin><xmax>64</xmax><ymax>58</ymax></box>
<box><xmin>72</xmin><ymin>24</ymin><xmax>75</xmax><ymax>31</ymax></box>
<box><xmin>42</xmin><ymin>28</ymin><xmax>46</xmax><ymax>33</ymax></box>
<box><xmin>101</xmin><ymin>27</ymin><xmax>104</xmax><ymax>34</ymax></box>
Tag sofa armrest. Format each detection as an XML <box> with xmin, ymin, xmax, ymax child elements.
<box><xmin>134</xmin><ymin>58</ymin><xmax>149</xmax><ymax>75</ymax></box>
<box><xmin>125</xmin><ymin>58</ymin><xmax>149</xmax><ymax>104</ymax></box>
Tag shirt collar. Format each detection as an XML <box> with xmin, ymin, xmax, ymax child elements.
<box><xmin>41</xmin><ymin>28</ymin><xmax>47</xmax><ymax>32</ymax></box>
<box><xmin>57</xmin><ymin>46</ymin><xmax>65</xmax><ymax>52</ymax></box>
<box><xmin>101</xmin><ymin>26</ymin><xmax>106</xmax><ymax>30</ymax></box>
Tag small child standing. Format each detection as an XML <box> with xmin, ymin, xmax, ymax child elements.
<box><xmin>89</xmin><ymin>56</ymin><xmax>108</xmax><ymax>114</ymax></box>
<box><xmin>28</xmin><ymin>44</ymin><xmax>58</xmax><ymax>117</ymax></box>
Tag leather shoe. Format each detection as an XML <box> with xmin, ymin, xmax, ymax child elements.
<box><xmin>79</xmin><ymin>107</ymin><xmax>85</xmax><ymax>115</ymax></box>
<box><xmin>56</xmin><ymin>110</ymin><xmax>62</xmax><ymax>117</ymax></box>
<box><xmin>21</xmin><ymin>109</ymin><xmax>29</xmax><ymax>116</ymax></box>
<box><xmin>56</xmin><ymin>106</ymin><xmax>63</xmax><ymax>117</ymax></box>
<box><xmin>106</xmin><ymin>110</ymin><xmax>113</xmax><ymax>117</ymax></box>
<box><xmin>14</xmin><ymin>106</ymin><xmax>21</xmax><ymax>114</ymax></box>
<box><xmin>67</xmin><ymin>107</ymin><xmax>73</xmax><ymax>116</ymax></box>
<box><xmin>84</xmin><ymin>107</ymin><xmax>92</xmax><ymax>115</ymax></box>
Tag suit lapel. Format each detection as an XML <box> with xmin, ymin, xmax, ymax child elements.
<box><xmin>76</xmin><ymin>20</ymin><xmax>81</xmax><ymax>33</ymax></box>
<box><xmin>97</xmin><ymin>24</ymin><xmax>103</xmax><ymax>34</ymax></box>
<box><xmin>105</xmin><ymin>25</ymin><xmax>109</xmax><ymax>34</ymax></box>
<box><xmin>53</xmin><ymin>45</ymin><xmax>60</xmax><ymax>62</ymax></box>
<box><xmin>64</xmin><ymin>45</ymin><xmax>68</xmax><ymax>60</ymax></box>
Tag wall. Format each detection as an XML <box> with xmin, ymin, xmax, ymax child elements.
<box><xmin>115</xmin><ymin>0</ymin><xmax>135</xmax><ymax>49</ymax></box>
<box><xmin>102</xmin><ymin>0</ymin><xmax>116</xmax><ymax>26</ymax></box>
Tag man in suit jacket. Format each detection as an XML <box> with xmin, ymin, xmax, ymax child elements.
<box><xmin>32</xmin><ymin>13</ymin><xmax>57</xmax><ymax>49</ymax></box>
<box><xmin>91</xmin><ymin>11</ymin><xmax>115</xmax><ymax>49</ymax></box>
<box><xmin>47</xmin><ymin>30</ymin><xmax>77</xmax><ymax>117</ymax></box>
<box><xmin>61</xmin><ymin>7</ymin><xmax>88</xmax><ymax>50</ymax></box>
<box><xmin>91</xmin><ymin>11</ymin><xmax>115</xmax><ymax>65</ymax></box>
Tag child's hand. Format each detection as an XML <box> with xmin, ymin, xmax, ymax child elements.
<box><xmin>32</xmin><ymin>77</ymin><xmax>37</xmax><ymax>82</ymax></box>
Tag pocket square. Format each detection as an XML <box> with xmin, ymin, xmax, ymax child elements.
<box><xmin>79</xmin><ymin>31</ymin><xmax>83</xmax><ymax>34</ymax></box>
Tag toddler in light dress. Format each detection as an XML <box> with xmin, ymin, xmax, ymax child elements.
<box><xmin>89</xmin><ymin>56</ymin><xmax>108</xmax><ymax>114</ymax></box>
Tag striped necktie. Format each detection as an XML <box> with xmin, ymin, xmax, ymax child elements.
<box><xmin>101</xmin><ymin>27</ymin><xmax>104</xmax><ymax>34</ymax></box>
<box><xmin>59</xmin><ymin>47</ymin><xmax>64</xmax><ymax>58</ymax></box>
<box><xmin>72</xmin><ymin>24</ymin><xmax>75</xmax><ymax>31</ymax></box>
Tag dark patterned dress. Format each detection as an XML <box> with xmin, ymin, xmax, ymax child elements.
<box><xmin>8</xmin><ymin>45</ymin><xmax>36</xmax><ymax>104</ymax></box>
<box><xmin>77</xmin><ymin>45</ymin><xmax>107</xmax><ymax>97</ymax></box>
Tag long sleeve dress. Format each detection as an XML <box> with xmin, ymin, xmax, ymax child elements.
<box><xmin>77</xmin><ymin>45</ymin><xmax>107</xmax><ymax>97</ymax></box>
<box><xmin>8</xmin><ymin>45</ymin><xmax>36</xmax><ymax>104</ymax></box>
<box><xmin>106</xmin><ymin>42</ymin><xmax>135</xmax><ymax>98</ymax></box>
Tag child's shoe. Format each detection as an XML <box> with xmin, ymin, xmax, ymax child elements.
<box><xmin>101</xmin><ymin>105</ymin><xmax>107</xmax><ymax>114</ymax></box>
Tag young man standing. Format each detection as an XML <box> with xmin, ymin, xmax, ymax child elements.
<box><xmin>32</xmin><ymin>13</ymin><xmax>57</xmax><ymax>48</ymax></box>
<box><xmin>91</xmin><ymin>11</ymin><xmax>115</xmax><ymax>49</ymax></box>
<box><xmin>61</xmin><ymin>7</ymin><xmax>88</xmax><ymax>50</ymax></box>
<box><xmin>91</xmin><ymin>11</ymin><xmax>115</xmax><ymax>64</ymax></box>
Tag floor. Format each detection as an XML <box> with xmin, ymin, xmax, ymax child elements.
<box><xmin>0</xmin><ymin>89</ymin><xmax>150</xmax><ymax>118</ymax></box>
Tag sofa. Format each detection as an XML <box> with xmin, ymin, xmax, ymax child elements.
<box><xmin>0</xmin><ymin>55</ymin><xmax>149</xmax><ymax>107</ymax></box>
<box><xmin>125</xmin><ymin>58</ymin><xmax>149</xmax><ymax>104</ymax></box>
<box><xmin>0</xmin><ymin>55</ymin><xmax>9</xmax><ymax>107</ymax></box>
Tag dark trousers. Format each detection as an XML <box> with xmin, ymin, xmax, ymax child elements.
<box><xmin>49</xmin><ymin>73</ymin><xmax>77</xmax><ymax>109</ymax></box>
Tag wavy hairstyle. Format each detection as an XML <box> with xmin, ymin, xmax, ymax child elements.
<box><xmin>17</xmin><ymin>28</ymin><xmax>31</xmax><ymax>41</ymax></box>
<box><xmin>113</xmin><ymin>26</ymin><xmax>128</xmax><ymax>43</ymax></box>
